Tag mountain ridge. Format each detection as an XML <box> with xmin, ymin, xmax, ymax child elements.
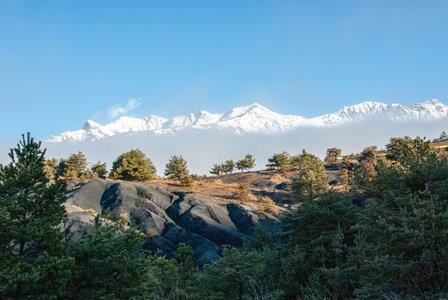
<box><xmin>48</xmin><ymin>99</ymin><xmax>448</xmax><ymax>143</ymax></box>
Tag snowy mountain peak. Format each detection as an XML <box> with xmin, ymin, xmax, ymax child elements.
<box><xmin>337</xmin><ymin>101</ymin><xmax>388</xmax><ymax>118</ymax></box>
<box><xmin>427</xmin><ymin>98</ymin><xmax>441</xmax><ymax>104</ymax></box>
<box><xmin>339</xmin><ymin>101</ymin><xmax>386</xmax><ymax>112</ymax></box>
<box><xmin>224</xmin><ymin>102</ymin><xmax>274</xmax><ymax>119</ymax></box>
<box><xmin>82</xmin><ymin>120</ymin><xmax>101</xmax><ymax>130</ymax></box>
<box><xmin>47</xmin><ymin>99</ymin><xmax>448</xmax><ymax>143</ymax></box>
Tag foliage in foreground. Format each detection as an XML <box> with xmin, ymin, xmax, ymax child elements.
<box><xmin>2</xmin><ymin>134</ymin><xmax>448</xmax><ymax>299</ymax></box>
<box><xmin>0</xmin><ymin>134</ymin><xmax>73</xmax><ymax>299</ymax></box>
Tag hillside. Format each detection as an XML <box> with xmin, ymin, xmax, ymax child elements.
<box><xmin>4</xmin><ymin>133</ymin><xmax>448</xmax><ymax>299</ymax></box>
<box><xmin>64</xmin><ymin>179</ymin><xmax>283</xmax><ymax>266</ymax></box>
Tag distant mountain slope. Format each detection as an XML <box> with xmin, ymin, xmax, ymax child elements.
<box><xmin>47</xmin><ymin>99</ymin><xmax>448</xmax><ymax>143</ymax></box>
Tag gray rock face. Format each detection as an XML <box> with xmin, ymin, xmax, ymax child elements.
<box><xmin>64</xmin><ymin>179</ymin><xmax>282</xmax><ymax>266</ymax></box>
<box><xmin>64</xmin><ymin>204</ymin><xmax>95</xmax><ymax>241</ymax></box>
<box><xmin>226</xmin><ymin>203</ymin><xmax>282</xmax><ymax>236</ymax></box>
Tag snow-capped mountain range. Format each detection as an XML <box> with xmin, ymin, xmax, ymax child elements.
<box><xmin>48</xmin><ymin>99</ymin><xmax>448</xmax><ymax>143</ymax></box>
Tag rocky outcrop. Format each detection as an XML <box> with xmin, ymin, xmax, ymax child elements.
<box><xmin>64</xmin><ymin>179</ymin><xmax>282</xmax><ymax>266</ymax></box>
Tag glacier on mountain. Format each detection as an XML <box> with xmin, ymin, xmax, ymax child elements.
<box><xmin>47</xmin><ymin>99</ymin><xmax>448</xmax><ymax>143</ymax></box>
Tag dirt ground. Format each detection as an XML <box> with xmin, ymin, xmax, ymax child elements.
<box><xmin>151</xmin><ymin>170</ymin><xmax>294</xmax><ymax>208</ymax></box>
<box><xmin>139</xmin><ymin>139</ymin><xmax>448</xmax><ymax>209</ymax></box>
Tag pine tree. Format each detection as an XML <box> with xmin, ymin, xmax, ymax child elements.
<box><xmin>110</xmin><ymin>149</ymin><xmax>156</xmax><ymax>181</ymax></box>
<box><xmin>56</xmin><ymin>151</ymin><xmax>90</xmax><ymax>180</ymax></box>
<box><xmin>236</xmin><ymin>160</ymin><xmax>245</xmax><ymax>172</ymax></box>
<box><xmin>175</xmin><ymin>243</ymin><xmax>198</xmax><ymax>293</ymax></box>
<box><xmin>165</xmin><ymin>155</ymin><xmax>190</xmax><ymax>181</ymax></box>
<box><xmin>292</xmin><ymin>149</ymin><xmax>325</xmax><ymax>171</ymax></box>
<box><xmin>69</xmin><ymin>214</ymin><xmax>147</xmax><ymax>298</ymax></box>
<box><xmin>165</xmin><ymin>155</ymin><xmax>196</xmax><ymax>190</ymax></box>
<box><xmin>210</xmin><ymin>164</ymin><xmax>223</xmax><ymax>175</ymax></box>
<box><xmin>352</xmin><ymin>136</ymin><xmax>448</xmax><ymax>296</ymax></box>
<box><xmin>358</xmin><ymin>146</ymin><xmax>377</xmax><ymax>163</ymax></box>
<box><xmin>386</xmin><ymin>136</ymin><xmax>434</xmax><ymax>170</ymax></box>
<box><xmin>180</xmin><ymin>174</ymin><xmax>196</xmax><ymax>191</ymax></box>
<box><xmin>67</xmin><ymin>151</ymin><xmax>88</xmax><ymax>179</ymax></box>
<box><xmin>145</xmin><ymin>244</ymin><xmax>199</xmax><ymax>299</ymax></box>
<box><xmin>287</xmin><ymin>192</ymin><xmax>360</xmax><ymax>298</ymax></box>
<box><xmin>223</xmin><ymin>159</ymin><xmax>235</xmax><ymax>174</ymax></box>
<box><xmin>43</xmin><ymin>157</ymin><xmax>58</xmax><ymax>180</ymax></box>
<box><xmin>291</xmin><ymin>150</ymin><xmax>328</xmax><ymax>202</ymax></box>
<box><xmin>243</xmin><ymin>154</ymin><xmax>256</xmax><ymax>171</ymax></box>
<box><xmin>292</xmin><ymin>169</ymin><xmax>328</xmax><ymax>202</ymax></box>
<box><xmin>56</xmin><ymin>158</ymin><xmax>68</xmax><ymax>179</ymax></box>
<box><xmin>266</xmin><ymin>151</ymin><xmax>292</xmax><ymax>172</ymax></box>
<box><xmin>0</xmin><ymin>133</ymin><xmax>73</xmax><ymax>299</ymax></box>
<box><xmin>199</xmin><ymin>246</ymin><xmax>283</xmax><ymax>299</ymax></box>
<box><xmin>325</xmin><ymin>147</ymin><xmax>342</xmax><ymax>162</ymax></box>
<box><xmin>91</xmin><ymin>161</ymin><xmax>107</xmax><ymax>179</ymax></box>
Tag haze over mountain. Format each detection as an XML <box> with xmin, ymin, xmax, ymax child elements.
<box><xmin>43</xmin><ymin>99</ymin><xmax>448</xmax><ymax>175</ymax></box>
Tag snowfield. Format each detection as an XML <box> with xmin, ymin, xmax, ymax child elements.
<box><xmin>47</xmin><ymin>99</ymin><xmax>448</xmax><ymax>143</ymax></box>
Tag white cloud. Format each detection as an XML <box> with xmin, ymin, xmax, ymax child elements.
<box><xmin>107</xmin><ymin>98</ymin><xmax>141</xmax><ymax>118</ymax></box>
<box><xmin>92</xmin><ymin>111</ymin><xmax>103</xmax><ymax>119</ymax></box>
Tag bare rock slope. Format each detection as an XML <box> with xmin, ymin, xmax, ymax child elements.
<box><xmin>64</xmin><ymin>179</ymin><xmax>282</xmax><ymax>266</ymax></box>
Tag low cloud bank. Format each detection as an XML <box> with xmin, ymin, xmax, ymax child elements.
<box><xmin>35</xmin><ymin>117</ymin><xmax>448</xmax><ymax>175</ymax></box>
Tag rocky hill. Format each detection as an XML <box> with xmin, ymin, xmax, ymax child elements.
<box><xmin>64</xmin><ymin>179</ymin><xmax>282</xmax><ymax>266</ymax></box>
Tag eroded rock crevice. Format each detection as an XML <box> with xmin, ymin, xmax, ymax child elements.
<box><xmin>65</xmin><ymin>179</ymin><xmax>282</xmax><ymax>265</ymax></box>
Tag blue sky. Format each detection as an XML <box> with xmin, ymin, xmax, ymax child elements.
<box><xmin>1</xmin><ymin>0</ymin><xmax>448</xmax><ymax>142</ymax></box>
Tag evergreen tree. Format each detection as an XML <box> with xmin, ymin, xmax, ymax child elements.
<box><xmin>291</xmin><ymin>150</ymin><xmax>328</xmax><ymax>202</ymax></box>
<box><xmin>110</xmin><ymin>149</ymin><xmax>156</xmax><ymax>181</ymax></box>
<box><xmin>165</xmin><ymin>155</ymin><xmax>195</xmax><ymax>189</ymax></box>
<box><xmin>67</xmin><ymin>151</ymin><xmax>88</xmax><ymax>178</ymax></box>
<box><xmin>69</xmin><ymin>214</ymin><xmax>148</xmax><ymax>299</ymax></box>
<box><xmin>351</xmin><ymin>136</ymin><xmax>448</xmax><ymax>297</ymax></box>
<box><xmin>180</xmin><ymin>174</ymin><xmax>196</xmax><ymax>191</ymax></box>
<box><xmin>291</xmin><ymin>149</ymin><xmax>325</xmax><ymax>173</ymax></box>
<box><xmin>0</xmin><ymin>133</ymin><xmax>73</xmax><ymax>299</ymax></box>
<box><xmin>287</xmin><ymin>192</ymin><xmax>360</xmax><ymax>299</ymax></box>
<box><xmin>292</xmin><ymin>170</ymin><xmax>317</xmax><ymax>202</ymax></box>
<box><xmin>55</xmin><ymin>158</ymin><xmax>68</xmax><ymax>179</ymax></box>
<box><xmin>236</xmin><ymin>160</ymin><xmax>245</xmax><ymax>172</ymax></box>
<box><xmin>386</xmin><ymin>136</ymin><xmax>434</xmax><ymax>170</ymax></box>
<box><xmin>243</xmin><ymin>154</ymin><xmax>256</xmax><ymax>171</ymax></box>
<box><xmin>145</xmin><ymin>244</ymin><xmax>199</xmax><ymax>299</ymax></box>
<box><xmin>209</xmin><ymin>164</ymin><xmax>222</xmax><ymax>175</ymax></box>
<box><xmin>358</xmin><ymin>146</ymin><xmax>377</xmax><ymax>163</ymax></box>
<box><xmin>199</xmin><ymin>247</ymin><xmax>283</xmax><ymax>299</ymax></box>
<box><xmin>164</xmin><ymin>155</ymin><xmax>190</xmax><ymax>181</ymax></box>
<box><xmin>175</xmin><ymin>243</ymin><xmax>198</xmax><ymax>293</ymax></box>
<box><xmin>266</xmin><ymin>151</ymin><xmax>292</xmax><ymax>172</ymax></box>
<box><xmin>223</xmin><ymin>159</ymin><xmax>235</xmax><ymax>174</ymax></box>
<box><xmin>325</xmin><ymin>147</ymin><xmax>342</xmax><ymax>162</ymax></box>
<box><xmin>43</xmin><ymin>157</ymin><xmax>58</xmax><ymax>180</ymax></box>
<box><xmin>90</xmin><ymin>161</ymin><xmax>107</xmax><ymax>179</ymax></box>
<box><xmin>56</xmin><ymin>151</ymin><xmax>90</xmax><ymax>180</ymax></box>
